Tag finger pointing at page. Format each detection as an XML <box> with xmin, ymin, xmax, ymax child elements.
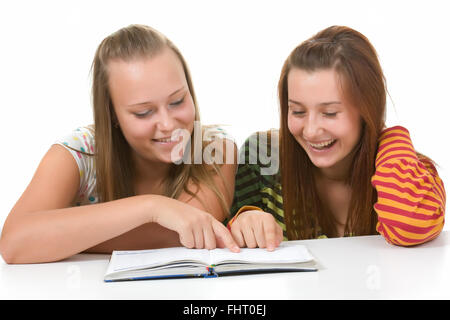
<box><xmin>212</xmin><ymin>220</ymin><xmax>240</xmax><ymax>253</ymax></box>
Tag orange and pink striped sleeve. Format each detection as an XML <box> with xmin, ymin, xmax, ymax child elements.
<box><xmin>371</xmin><ymin>126</ymin><xmax>446</xmax><ymax>246</ymax></box>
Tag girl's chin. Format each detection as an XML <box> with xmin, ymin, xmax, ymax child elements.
<box><xmin>310</xmin><ymin>161</ymin><xmax>337</xmax><ymax>170</ymax></box>
<box><xmin>307</xmin><ymin>153</ymin><xmax>343</xmax><ymax>170</ymax></box>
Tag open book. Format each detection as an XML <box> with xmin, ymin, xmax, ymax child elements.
<box><xmin>104</xmin><ymin>241</ymin><xmax>317</xmax><ymax>282</ymax></box>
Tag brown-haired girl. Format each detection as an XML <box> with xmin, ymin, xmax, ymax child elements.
<box><xmin>0</xmin><ymin>24</ymin><xmax>239</xmax><ymax>263</ymax></box>
<box><xmin>229</xmin><ymin>26</ymin><xmax>445</xmax><ymax>249</ymax></box>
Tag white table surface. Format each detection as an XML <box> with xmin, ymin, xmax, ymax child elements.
<box><xmin>1</xmin><ymin>231</ymin><xmax>449</xmax><ymax>299</ymax></box>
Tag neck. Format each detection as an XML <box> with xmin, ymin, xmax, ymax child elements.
<box><xmin>316</xmin><ymin>168</ymin><xmax>347</xmax><ymax>182</ymax></box>
<box><xmin>315</xmin><ymin>162</ymin><xmax>349</xmax><ymax>183</ymax></box>
<box><xmin>315</xmin><ymin>149</ymin><xmax>355</xmax><ymax>183</ymax></box>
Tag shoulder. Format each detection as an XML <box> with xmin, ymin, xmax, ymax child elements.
<box><xmin>56</xmin><ymin>125</ymin><xmax>95</xmax><ymax>155</ymax></box>
<box><xmin>53</xmin><ymin>126</ymin><xmax>96</xmax><ymax>186</ymax></box>
<box><xmin>233</xmin><ymin>130</ymin><xmax>280</xmax><ymax>198</ymax></box>
<box><xmin>376</xmin><ymin>125</ymin><xmax>417</xmax><ymax>166</ymax></box>
<box><xmin>378</xmin><ymin>125</ymin><xmax>412</xmax><ymax>148</ymax></box>
<box><xmin>199</xmin><ymin>125</ymin><xmax>237</xmax><ymax>165</ymax></box>
<box><xmin>54</xmin><ymin>126</ymin><xmax>98</xmax><ymax>205</ymax></box>
<box><xmin>240</xmin><ymin>129</ymin><xmax>279</xmax><ymax>156</ymax></box>
<box><xmin>202</xmin><ymin>125</ymin><xmax>235</xmax><ymax>143</ymax></box>
<box><xmin>238</xmin><ymin>129</ymin><xmax>280</xmax><ymax>175</ymax></box>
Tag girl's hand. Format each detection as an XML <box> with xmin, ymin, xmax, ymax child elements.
<box><xmin>150</xmin><ymin>196</ymin><xmax>240</xmax><ymax>252</ymax></box>
<box><xmin>230</xmin><ymin>210</ymin><xmax>283</xmax><ymax>251</ymax></box>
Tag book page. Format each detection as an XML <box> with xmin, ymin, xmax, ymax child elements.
<box><xmin>209</xmin><ymin>242</ymin><xmax>314</xmax><ymax>265</ymax></box>
<box><xmin>108</xmin><ymin>247</ymin><xmax>211</xmax><ymax>273</ymax></box>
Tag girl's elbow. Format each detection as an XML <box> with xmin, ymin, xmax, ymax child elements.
<box><xmin>377</xmin><ymin>221</ymin><xmax>444</xmax><ymax>247</ymax></box>
<box><xmin>0</xmin><ymin>234</ymin><xmax>18</xmax><ymax>264</ymax></box>
<box><xmin>0</xmin><ymin>227</ymin><xmax>36</xmax><ymax>264</ymax></box>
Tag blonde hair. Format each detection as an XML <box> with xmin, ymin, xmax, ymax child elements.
<box><xmin>90</xmin><ymin>24</ymin><xmax>230</xmax><ymax>214</ymax></box>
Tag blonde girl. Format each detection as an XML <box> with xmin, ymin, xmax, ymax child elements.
<box><xmin>0</xmin><ymin>24</ymin><xmax>240</xmax><ymax>263</ymax></box>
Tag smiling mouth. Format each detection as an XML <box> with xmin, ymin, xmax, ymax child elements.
<box><xmin>152</xmin><ymin>133</ymin><xmax>182</xmax><ymax>143</ymax></box>
<box><xmin>152</xmin><ymin>137</ymin><xmax>174</xmax><ymax>143</ymax></box>
<box><xmin>308</xmin><ymin>139</ymin><xmax>337</xmax><ymax>150</ymax></box>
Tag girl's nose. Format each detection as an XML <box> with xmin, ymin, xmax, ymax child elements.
<box><xmin>156</xmin><ymin>108</ymin><xmax>175</xmax><ymax>132</ymax></box>
<box><xmin>302</xmin><ymin>115</ymin><xmax>322</xmax><ymax>140</ymax></box>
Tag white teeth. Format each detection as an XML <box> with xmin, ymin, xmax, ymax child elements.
<box><xmin>154</xmin><ymin>138</ymin><xmax>172</xmax><ymax>142</ymax></box>
<box><xmin>309</xmin><ymin>139</ymin><xmax>335</xmax><ymax>148</ymax></box>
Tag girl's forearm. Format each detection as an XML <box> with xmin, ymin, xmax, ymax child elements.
<box><xmin>84</xmin><ymin>222</ymin><xmax>182</xmax><ymax>253</ymax></box>
<box><xmin>0</xmin><ymin>195</ymin><xmax>156</xmax><ymax>264</ymax></box>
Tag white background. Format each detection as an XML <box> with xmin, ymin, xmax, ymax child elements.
<box><xmin>0</xmin><ymin>0</ymin><xmax>449</xmax><ymax>231</ymax></box>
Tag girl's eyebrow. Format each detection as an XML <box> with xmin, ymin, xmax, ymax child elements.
<box><xmin>288</xmin><ymin>99</ymin><xmax>341</xmax><ymax>107</ymax></box>
<box><xmin>288</xmin><ymin>99</ymin><xmax>304</xmax><ymax>107</ymax></box>
<box><xmin>320</xmin><ymin>101</ymin><xmax>341</xmax><ymax>106</ymax></box>
<box><xmin>127</xmin><ymin>87</ymin><xmax>185</xmax><ymax>107</ymax></box>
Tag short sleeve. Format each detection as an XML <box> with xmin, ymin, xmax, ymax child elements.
<box><xmin>202</xmin><ymin>125</ymin><xmax>235</xmax><ymax>143</ymax></box>
<box><xmin>54</xmin><ymin>126</ymin><xmax>98</xmax><ymax>206</ymax></box>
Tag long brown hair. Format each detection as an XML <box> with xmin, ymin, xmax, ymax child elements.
<box><xmin>279</xmin><ymin>26</ymin><xmax>386</xmax><ymax>239</ymax></box>
<box><xmin>90</xmin><ymin>24</ymin><xmax>230</xmax><ymax>214</ymax></box>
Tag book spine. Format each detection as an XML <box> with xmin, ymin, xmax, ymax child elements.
<box><xmin>203</xmin><ymin>266</ymin><xmax>218</xmax><ymax>278</ymax></box>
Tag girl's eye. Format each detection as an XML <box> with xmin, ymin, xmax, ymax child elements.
<box><xmin>324</xmin><ymin>112</ymin><xmax>338</xmax><ymax>117</ymax></box>
<box><xmin>289</xmin><ymin>105</ymin><xmax>305</xmax><ymax>116</ymax></box>
<box><xmin>134</xmin><ymin>110</ymin><xmax>153</xmax><ymax>118</ymax></box>
<box><xmin>169</xmin><ymin>96</ymin><xmax>184</xmax><ymax>107</ymax></box>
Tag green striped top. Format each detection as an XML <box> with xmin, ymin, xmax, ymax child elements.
<box><xmin>230</xmin><ymin>130</ymin><xmax>290</xmax><ymax>240</ymax></box>
<box><xmin>230</xmin><ymin>130</ymin><xmax>330</xmax><ymax>240</ymax></box>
